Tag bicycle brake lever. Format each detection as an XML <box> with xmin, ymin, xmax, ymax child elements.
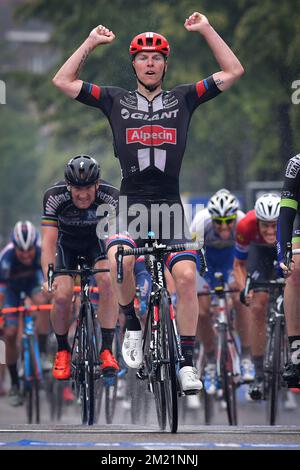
<box><xmin>116</xmin><ymin>246</ymin><xmax>124</xmax><ymax>284</ymax></box>
<box><xmin>48</xmin><ymin>264</ymin><xmax>54</xmax><ymax>293</ymax></box>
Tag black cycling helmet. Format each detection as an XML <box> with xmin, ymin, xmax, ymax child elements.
<box><xmin>64</xmin><ymin>155</ymin><xmax>100</xmax><ymax>187</ymax></box>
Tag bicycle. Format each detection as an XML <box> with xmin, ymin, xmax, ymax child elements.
<box><xmin>1</xmin><ymin>298</ymin><xmax>52</xmax><ymax>424</ymax></box>
<box><xmin>128</xmin><ymin>287</ymin><xmax>152</xmax><ymax>425</ymax></box>
<box><xmin>244</xmin><ymin>274</ymin><xmax>288</xmax><ymax>425</ymax></box>
<box><xmin>198</xmin><ymin>273</ymin><xmax>241</xmax><ymax>425</ymax></box>
<box><xmin>48</xmin><ymin>257</ymin><xmax>108</xmax><ymax>426</ymax></box>
<box><xmin>96</xmin><ymin>323</ymin><xmax>127</xmax><ymax>424</ymax></box>
<box><xmin>116</xmin><ymin>235</ymin><xmax>206</xmax><ymax>433</ymax></box>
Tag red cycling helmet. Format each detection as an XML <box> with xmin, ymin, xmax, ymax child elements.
<box><xmin>129</xmin><ymin>32</ymin><xmax>170</xmax><ymax>58</ymax></box>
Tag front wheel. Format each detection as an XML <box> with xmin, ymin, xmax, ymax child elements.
<box><xmin>159</xmin><ymin>289</ymin><xmax>178</xmax><ymax>433</ymax></box>
<box><xmin>143</xmin><ymin>302</ymin><xmax>166</xmax><ymax>430</ymax></box>
<box><xmin>267</xmin><ymin>318</ymin><xmax>283</xmax><ymax>425</ymax></box>
<box><xmin>219</xmin><ymin>328</ymin><xmax>237</xmax><ymax>426</ymax></box>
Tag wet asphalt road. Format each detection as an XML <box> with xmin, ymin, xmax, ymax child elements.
<box><xmin>0</xmin><ymin>382</ymin><xmax>299</xmax><ymax>450</ymax></box>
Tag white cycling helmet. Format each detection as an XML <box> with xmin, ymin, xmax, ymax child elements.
<box><xmin>12</xmin><ymin>221</ymin><xmax>37</xmax><ymax>251</ymax></box>
<box><xmin>208</xmin><ymin>189</ymin><xmax>239</xmax><ymax>217</ymax></box>
<box><xmin>254</xmin><ymin>193</ymin><xmax>281</xmax><ymax>221</ymax></box>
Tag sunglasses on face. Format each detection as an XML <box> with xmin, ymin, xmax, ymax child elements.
<box><xmin>212</xmin><ymin>216</ymin><xmax>237</xmax><ymax>226</ymax></box>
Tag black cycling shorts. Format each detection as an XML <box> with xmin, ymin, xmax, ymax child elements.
<box><xmin>56</xmin><ymin>234</ymin><xmax>106</xmax><ymax>272</ymax></box>
<box><xmin>106</xmin><ymin>198</ymin><xmax>197</xmax><ymax>271</ymax></box>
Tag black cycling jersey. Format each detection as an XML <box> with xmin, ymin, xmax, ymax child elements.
<box><xmin>278</xmin><ymin>154</ymin><xmax>300</xmax><ymax>261</ymax></box>
<box><xmin>75</xmin><ymin>77</ymin><xmax>221</xmax><ymax>199</ymax></box>
<box><xmin>42</xmin><ymin>179</ymin><xmax>119</xmax><ymax>240</ymax></box>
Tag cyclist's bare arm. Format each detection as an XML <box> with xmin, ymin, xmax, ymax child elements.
<box><xmin>52</xmin><ymin>25</ymin><xmax>115</xmax><ymax>98</ymax></box>
<box><xmin>184</xmin><ymin>12</ymin><xmax>244</xmax><ymax>91</ymax></box>
<box><xmin>41</xmin><ymin>226</ymin><xmax>58</xmax><ymax>280</ymax></box>
<box><xmin>233</xmin><ymin>258</ymin><xmax>247</xmax><ymax>290</ymax></box>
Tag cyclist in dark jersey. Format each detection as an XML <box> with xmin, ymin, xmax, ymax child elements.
<box><xmin>0</xmin><ymin>221</ymin><xmax>48</xmax><ymax>406</ymax></box>
<box><xmin>42</xmin><ymin>155</ymin><xmax>120</xmax><ymax>379</ymax></box>
<box><xmin>278</xmin><ymin>154</ymin><xmax>300</xmax><ymax>388</ymax></box>
<box><xmin>52</xmin><ymin>11</ymin><xmax>244</xmax><ymax>393</ymax></box>
<box><xmin>235</xmin><ymin>194</ymin><xmax>281</xmax><ymax>399</ymax></box>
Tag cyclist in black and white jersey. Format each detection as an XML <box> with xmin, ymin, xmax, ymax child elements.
<box><xmin>278</xmin><ymin>153</ymin><xmax>300</xmax><ymax>388</ymax></box>
<box><xmin>42</xmin><ymin>155</ymin><xmax>120</xmax><ymax>380</ymax></box>
<box><xmin>52</xmin><ymin>11</ymin><xmax>244</xmax><ymax>393</ymax></box>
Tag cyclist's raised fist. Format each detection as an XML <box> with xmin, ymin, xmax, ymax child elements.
<box><xmin>89</xmin><ymin>25</ymin><xmax>115</xmax><ymax>46</ymax></box>
<box><xmin>184</xmin><ymin>12</ymin><xmax>210</xmax><ymax>33</ymax></box>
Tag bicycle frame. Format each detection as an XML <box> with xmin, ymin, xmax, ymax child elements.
<box><xmin>213</xmin><ymin>284</ymin><xmax>241</xmax><ymax>383</ymax></box>
<box><xmin>263</xmin><ymin>285</ymin><xmax>287</xmax><ymax>383</ymax></box>
<box><xmin>48</xmin><ymin>257</ymin><xmax>108</xmax><ymax>425</ymax></box>
<box><xmin>116</xmin><ymin>237</ymin><xmax>205</xmax><ymax>432</ymax></box>
<box><xmin>245</xmin><ymin>275</ymin><xmax>288</xmax><ymax>424</ymax></box>
<box><xmin>144</xmin><ymin>252</ymin><xmax>184</xmax><ymax>377</ymax></box>
<box><xmin>70</xmin><ymin>262</ymin><xmax>101</xmax><ymax>377</ymax></box>
<box><xmin>22</xmin><ymin>307</ymin><xmax>43</xmax><ymax>385</ymax></box>
<box><xmin>200</xmin><ymin>276</ymin><xmax>241</xmax><ymax>383</ymax></box>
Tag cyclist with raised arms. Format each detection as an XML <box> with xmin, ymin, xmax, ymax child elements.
<box><xmin>234</xmin><ymin>193</ymin><xmax>281</xmax><ymax>399</ymax></box>
<box><xmin>190</xmin><ymin>189</ymin><xmax>253</xmax><ymax>394</ymax></box>
<box><xmin>42</xmin><ymin>155</ymin><xmax>120</xmax><ymax>380</ymax></box>
<box><xmin>52</xmin><ymin>11</ymin><xmax>244</xmax><ymax>393</ymax></box>
<box><xmin>278</xmin><ymin>154</ymin><xmax>300</xmax><ymax>388</ymax></box>
<box><xmin>0</xmin><ymin>222</ymin><xmax>48</xmax><ymax>406</ymax></box>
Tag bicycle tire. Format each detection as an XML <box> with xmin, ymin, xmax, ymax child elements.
<box><xmin>203</xmin><ymin>390</ymin><xmax>214</xmax><ymax>425</ymax></box>
<box><xmin>34</xmin><ymin>379</ymin><xmax>40</xmax><ymax>424</ymax></box>
<box><xmin>195</xmin><ymin>345</ymin><xmax>214</xmax><ymax>425</ymax></box>
<box><xmin>30</xmin><ymin>337</ymin><xmax>41</xmax><ymax>424</ymax></box>
<box><xmin>159</xmin><ymin>288</ymin><xmax>178</xmax><ymax>433</ymax></box>
<box><xmin>76</xmin><ymin>317</ymin><xmax>88</xmax><ymax>424</ymax></box>
<box><xmin>129</xmin><ymin>368</ymin><xmax>141</xmax><ymax>424</ymax></box>
<box><xmin>130</xmin><ymin>371</ymin><xmax>150</xmax><ymax>425</ymax></box>
<box><xmin>105</xmin><ymin>376</ymin><xmax>118</xmax><ymax>424</ymax></box>
<box><xmin>85</xmin><ymin>302</ymin><xmax>97</xmax><ymax>425</ymax></box>
<box><xmin>219</xmin><ymin>327</ymin><xmax>237</xmax><ymax>425</ymax></box>
<box><xmin>25</xmin><ymin>385</ymin><xmax>33</xmax><ymax>424</ymax></box>
<box><xmin>104</xmin><ymin>325</ymin><xmax>123</xmax><ymax>424</ymax></box>
<box><xmin>94</xmin><ymin>379</ymin><xmax>103</xmax><ymax>423</ymax></box>
<box><xmin>143</xmin><ymin>301</ymin><xmax>166</xmax><ymax>431</ymax></box>
<box><xmin>24</xmin><ymin>337</ymin><xmax>40</xmax><ymax>424</ymax></box>
<box><xmin>47</xmin><ymin>377</ymin><xmax>64</xmax><ymax>422</ymax></box>
<box><xmin>268</xmin><ymin>317</ymin><xmax>282</xmax><ymax>425</ymax></box>
<box><xmin>22</xmin><ymin>339</ymin><xmax>33</xmax><ymax>424</ymax></box>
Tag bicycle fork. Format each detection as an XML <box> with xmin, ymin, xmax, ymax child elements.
<box><xmin>23</xmin><ymin>316</ymin><xmax>43</xmax><ymax>384</ymax></box>
<box><xmin>216</xmin><ymin>297</ymin><xmax>241</xmax><ymax>383</ymax></box>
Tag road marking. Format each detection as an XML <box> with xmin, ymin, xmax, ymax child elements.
<box><xmin>1</xmin><ymin>425</ymin><xmax>300</xmax><ymax>435</ymax></box>
<box><xmin>1</xmin><ymin>440</ymin><xmax>300</xmax><ymax>449</ymax></box>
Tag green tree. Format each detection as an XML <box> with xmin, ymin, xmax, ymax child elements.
<box><xmin>14</xmin><ymin>0</ymin><xmax>300</xmax><ymax>195</ymax></box>
<box><xmin>0</xmin><ymin>84</ymin><xmax>41</xmax><ymax>240</ymax></box>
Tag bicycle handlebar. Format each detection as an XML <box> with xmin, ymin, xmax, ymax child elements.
<box><xmin>244</xmin><ymin>274</ymin><xmax>285</xmax><ymax>295</ymax></box>
<box><xmin>116</xmin><ymin>241</ymin><xmax>207</xmax><ymax>283</ymax></box>
<box><xmin>1</xmin><ymin>304</ymin><xmax>52</xmax><ymax>315</ymax></box>
<box><xmin>198</xmin><ymin>288</ymin><xmax>239</xmax><ymax>297</ymax></box>
<box><xmin>47</xmin><ymin>263</ymin><xmax>109</xmax><ymax>292</ymax></box>
<box><xmin>283</xmin><ymin>242</ymin><xmax>293</xmax><ymax>270</ymax></box>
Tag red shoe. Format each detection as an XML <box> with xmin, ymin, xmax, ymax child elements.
<box><xmin>52</xmin><ymin>351</ymin><xmax>71</xmax><ymax>380</ymax></box>
<box><xmin>100</xmin><ymin>349</ymin><xmax>119</xmax><ymax>375</ymax></box>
